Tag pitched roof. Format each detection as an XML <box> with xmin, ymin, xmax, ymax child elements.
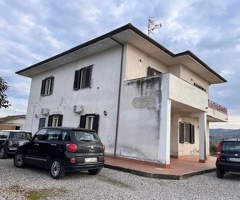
<box><xmin>16</xmin><ymin>23</ymin><xmax>226</xmax><ymax>84</ymax></box>
<box><xmin>0</xmin><ymin>115</ymin><xmax>26</xmax><ymax>123</ymax></box>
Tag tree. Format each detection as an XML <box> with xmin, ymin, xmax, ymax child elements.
<box><xmin>0</xmin><ymin>77</ymin><xmax>11</xmax><ymax>108</ymax></box>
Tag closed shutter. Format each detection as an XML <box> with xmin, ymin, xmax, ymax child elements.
<box><xmin>92</xmin><ymin>114</ymin><xmax>99</xmax><ymax>133</ymax></box>
<box><xmin>58</xmin><ymin>115</ymin><xmax>63</xmax><ymax>127</ymax></box>
<box><xmin>41</xmin><ymin>79</ymin><xmax>46</xmax><ymax>96</ymax></box>
<box><xmin>73</xmin><ymin>70</ymin><xmax>81</xmax><ymax>90</ymax></box>
<box><xmin>85</xmin><ymin>67</ymin><xmax>92</xmax><ymax>88</ymax></box>
<box><xmin>48</xmin><ymin>115</ymin><xmax>53</xmax><ymax>127</ymax></box>
<box><xmin>179</xmin><ymin>122</ymin><xmax>184</xmax><ymax>143</ymax></box>
<box><xmin>49</xmin><ymin>77</ymin><xmax>54</xmax><ymax>94</ymax></box>
<box><xmin>190</xmin><ymin>125</ymin><xmax>195</xmax><ymax>144</ymax></box>
<box><xmin>79</xmin><ymin>115</ymin><xmax>86</xmax><ymax>128</ymax></box>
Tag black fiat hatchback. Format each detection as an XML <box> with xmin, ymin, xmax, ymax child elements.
<box><xmin>14</xmin><ymin>127</ymin><xmax>105</xmax><ymax>179</ymax></box>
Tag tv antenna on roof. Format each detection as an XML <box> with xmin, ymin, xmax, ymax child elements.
<box><xmin>148</xmin><ymin>17</ymin><xmax>162</xmax><ymax>36</ymax></box>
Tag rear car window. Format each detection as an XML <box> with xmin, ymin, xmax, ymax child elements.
<box><xmin>222</xmin><ymin>141</ymin><xmax>240</xmax><ymax>152</ymax></box>
<box><xmin>72</xmin><ymin>131</ymin><xmax>100</xmax><ymax>142</ymax></box>
<box><xmin>9</xmin><ymin>132</ymin><xmax>32</xmax><ymax>139</ymax></box>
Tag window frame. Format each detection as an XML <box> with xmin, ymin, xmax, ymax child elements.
<box><xmin>41</xmin><ymin>76</ymin><xmax>54</xmax><ymax>96</ymax></box>
<box><xmin>73</xmin><ymin>65</ymin><xmax>93</xmax><ymax>90</ymax></box>
<box><xmin>179</xmin><ymin>122</ymin><xmax>195</xmax><ymax>144</ymax></box>
<box><xmin>48</xmin><ymin>114</ymin><xmax>63</xmax><ymax>127</ymax></box>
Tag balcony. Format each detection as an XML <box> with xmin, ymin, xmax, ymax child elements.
<box><xmin>208</xmin><ymin>100</ymin><xmax>227</xmax><ymax>115</ymax></box>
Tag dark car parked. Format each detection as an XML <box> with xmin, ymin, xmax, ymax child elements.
<box><xmin>14</xmin><ymin>127</ymin><xmax>105</xmax><ymax>179</ymax></box>
<box><xmin>0</xmin><ymin>130</ymin><xmax>32</xmax><ymax>159</ymax></box>
<box><xmin>216</xmin><ymin>140</ymin><xmax>240</xmax><ymax>178</ymax></box>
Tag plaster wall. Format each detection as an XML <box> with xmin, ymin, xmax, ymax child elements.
<box><xmin>117</xmin><ymin>76</ymin><xmax>162</xmax><ymax>162</ymax></box>
<box><xmin>125</xmin><ymin>44</ymin><xmax>167</xmax><ymax>80</ymax></box>
<box><xmin>168</xmin><ymin>74</ymin><xmax>208</xmax><ymax>111</ymax></box>
<box><xmin>24</xmin><ymin>46</ymin><xmax>123</xmax><ymax>154</ymax></box>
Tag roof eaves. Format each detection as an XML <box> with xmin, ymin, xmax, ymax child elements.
<box><xmin>175</xmin><ymin>50</ymin><xmax>227</xmax><ymax>83</ymax></box>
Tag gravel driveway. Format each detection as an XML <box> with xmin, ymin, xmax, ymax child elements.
<box><xmin>1</xmin><ymin>158</ymin><xmax>240</xmax><ymax>200</ymax></box>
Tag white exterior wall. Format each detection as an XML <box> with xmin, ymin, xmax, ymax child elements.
<box><xmin>117</xmin><ymin>76</ymin><xmax>162</xmax><ymax>162</ymax></box>
<box><xmin>125</xmin><ymin>44</ymin><xmax>168</xmax><ymax>80</ymax></box>
<box><xmin>168</xmin><ymin>74</ymin><xmax>208</xmax><ymax>111</ymax></box>
<box><xmin>24</xmin><ymin>46</ymin><xmax>123</xmax><ymax>154</ymax></box>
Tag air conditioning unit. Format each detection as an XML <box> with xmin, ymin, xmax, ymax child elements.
<box><xmin>73</xmin><ymin>105</ymin><xmax>84</xmax><ymax>114</ymax></box>
<box><xmin>41</xmin><ymin>108</ymin><xmax>50</xmax><ymax>115</ymax></box>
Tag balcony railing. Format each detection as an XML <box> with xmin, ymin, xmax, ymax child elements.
<box><xmin>208</xmin><ymin>100</ymin><xmax>228</xmax><ymax>115</ymax></box>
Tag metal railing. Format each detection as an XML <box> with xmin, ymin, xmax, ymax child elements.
<box><xmin>208</xmin><ymin>100</ymin><xmax>228</xmax><ymax>115</ymax></box>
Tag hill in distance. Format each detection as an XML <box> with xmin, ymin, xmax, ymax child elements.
<box><xmin>210</xmin><ymin>129</ymin><xmax>240</xmax><ymax>143</ymax></box>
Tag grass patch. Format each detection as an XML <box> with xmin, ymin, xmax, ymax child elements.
<box><xmin>9</xmin><ymin>185</ymin><xmax>68</xmax><ymax>200</ymax></box>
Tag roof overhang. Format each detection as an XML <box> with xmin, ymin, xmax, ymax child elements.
<box><xmin>16</xmin><ymin>23</ymin><xmax>226</xmax><ymax>84</ymax></box>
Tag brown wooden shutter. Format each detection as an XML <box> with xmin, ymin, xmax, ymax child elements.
<box><xmin>73</xmin><ymin>70</ymin><xmax>81</xmax><ymax>90</ymax></box>
<box><xmin>79</xmin><ymin>115</ymin><xmax>86</xmax><ymax>128</ymax></box>
<box><xmin>49</xmin><ymin>77</ymin><xmax>54</xmax><ymax>94</ymax></box>
<box><xmin>48</xmin><ymin>115</ymin><xmax>53</xmax><ymax>127</ymax></box>
<box><xmin>85</xmin><ymin>67</ymin><xmax>92</xmax><ymax>88</ymax></box>
<box><xmin>41</xmin><ymin>79</ymin><xmax>46</xmax><ymax>96</ymax></box>
<box><xmin>179</xmin><ymin>122</ymin><xmax>184</xmax><ymax>143</ymax></box>
<box><xmin>93</xmin><ymin>114</ymin><xmax>99</xmax><ymax>133</ymax></box>
<box><xmin>190</xmin><ymin>125</ymin><xmax>195</xmax><ymax>144</ymax></box>
<box><xmin>58</xmin><ymin>115</ymin><xmax>63</xmax><ymax>126</ymax></box>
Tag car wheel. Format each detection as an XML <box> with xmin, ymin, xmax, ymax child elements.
<box><xmin>88</xmin><ymin>169</ymin><xmax>101</xmax><ymax>175</ymax></box>
<box><xmin>14</xmin><ymin>152</ymin><xmax>25</xmax><ymax>168</ymax></box>
<box><xmin>0</xmin><ymin>147</ymin><xmax>8</xmax><ymax>159</ymax></box>
<box><xmin>50</xmin><ymin>159</ymin><xmax>65</xmax><ymax>179</ymax></box>
<box><xmin>216</xmin><ymin>168</ymin><xmax>224</xmax><ymax>178</ymax></box>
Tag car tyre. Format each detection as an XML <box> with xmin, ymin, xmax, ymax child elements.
<box><xmin>14</xmin><ymin>152</ymin><xmax>25</xmax><ymax>168</ymax></box>
<box><xmin>50</xmin><ymin>159</ymin><xmax>65</xmax><ymax>179</ymax></box>
<box><xmin>0</xmin><ymin>147</ymin><xmax>8</xmax><ymax>159</ymax></box>
<box><xmin>216</xmin><ymin>168</ymin><xmax>224</xmax><ymax>178</ymax></box>
<box><xmin>88</xmin><ymin>169</ymin><xmax>101</xmax><ymax>175</ymax></box>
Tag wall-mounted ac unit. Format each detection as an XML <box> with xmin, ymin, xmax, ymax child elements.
<box><xmin>73</xmin><ymin>105</ymin><xmax>84</xmax><ymax>114</ymax></box>
<box><xmin>41</xmin><ymin>108</ymin><xmax>50</xmax><ymax>115</ymax></box>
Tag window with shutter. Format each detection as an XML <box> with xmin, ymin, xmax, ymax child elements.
<box><xmin>41</xmin><ymin>76</ymin><xmax>54</xmax><ymax>96</ymax></box>
<box><xmin>73</xmin><ymin>65</ymin><xmax>93</xmax><ymax>90</ymax></box>
<box><xmin>147</xmin><ymin>66</ymin><xmax>161</xmax><ymax>76</ymax></box>
<box><xmin>48</xmin><ymin>114</ymin><xmax>63</xmax><ymax>127</ymax></box>
<box><xmin>179</xmin><ymin>122</ymin><xmax>195</xmax><ymax>144</ymax></box>
<box><xmin>79</xmin><ymin>114</ymin><xmax>99</xmax><ymax>133</ymax></box>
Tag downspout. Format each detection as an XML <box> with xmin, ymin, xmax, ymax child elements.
<box><xmin>109</xmin><ymin>36</ymin><xmax>124</xmax><ymax>158</ymax></box>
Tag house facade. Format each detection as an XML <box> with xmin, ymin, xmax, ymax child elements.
<box><xmin>16</xmin><ymin>24</ymin><xmax>228</xmax><ymax>167</ymax></box>
<box><xmin>0</xmin><ymin>115</ymin><xmax>26</xmax><ymax>130</ymax></box>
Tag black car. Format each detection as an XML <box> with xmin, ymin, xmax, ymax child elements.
<box><xmin>14</xmin><ymin>127</ymin><xmax>105</xmax><ymax>179</ymax></box>
<box><xmin>216</xmin><ymin>140</ymin><xmax>240</xmax><ymax>178</ymax></box>
<box><xmin>0</xmin><ymin>130</ymin><xmax>32</xmax><ymax>159</ymax></box>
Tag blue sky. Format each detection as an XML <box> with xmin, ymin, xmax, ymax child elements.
<box><xmin>0</xmin><ymin>0</ymin><xmax>240</xmax><ymax>129</ymax></box>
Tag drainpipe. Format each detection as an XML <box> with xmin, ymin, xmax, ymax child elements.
<box><xmin>109</xmin><ymin>35</ymin><xmax>124</xmax><ymax>158</ymax></box>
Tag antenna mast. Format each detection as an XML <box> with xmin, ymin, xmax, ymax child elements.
<box><xmin>148</xmin><ymin>17</ymin><xmax>162</xmax><ymax>36</ymax></box>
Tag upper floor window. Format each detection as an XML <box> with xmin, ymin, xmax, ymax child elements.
<box><xmin>73</xmin><ymin>65</ymin><xmax>93</xmax><ymax>90</ymax></box>
<box><xmin>147</xmin><ymin>66</ymin><xmax>161</xmax><ymax>76</ymax></box>
<box><xmin>41</xmin><ymin>76</ymin><xmax>54</xmax><ymax>96</ymax></box>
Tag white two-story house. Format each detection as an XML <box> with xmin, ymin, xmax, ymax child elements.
<box><xmin>16</xmin><ymin>23</ymin><xmax>228</xmax><ymax>167</ymax></box>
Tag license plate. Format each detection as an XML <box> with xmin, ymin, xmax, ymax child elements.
<box><xmin>85</xmin><ymin>157</ymin><xmax>97</xmax><ymax>163</ymax></box>
<box><xmin>229</xmin><ymin>158</ymin><xmax>240</xmax><ymax>162</ymax></box>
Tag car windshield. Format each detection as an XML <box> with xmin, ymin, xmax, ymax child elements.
<box><xmin>222</xmin><ymin>142</ymin><xmax>240</xmax><ymax>152</ymax></box>
<box><xmin>72</xmin><ymin>131</ymin><xmax>100</xmax><ymax>142</ymax></box>
<box><xmin>10</xmin><ymin>132</ymin><xmax>32</xmax><ymax>139</ymax></box>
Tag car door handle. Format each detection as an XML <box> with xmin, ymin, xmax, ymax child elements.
<box><xmin>51</xmin><ymin>144</ymin><xmax>57</xmax><ymax>146</ymax></box>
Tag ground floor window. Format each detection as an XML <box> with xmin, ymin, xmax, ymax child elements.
<box><xmin>179</xmin><ymin>122</ymin><xmax>195</xmax><ymax>144</ymax></box>
<box><xmin>38</xmin><ymin>118</ymin><xmax>46</xmax><ymax>129</ymax></box>
<box><xmin>48</xmin><ymin>114</ymin><xmax>63</xmax><ymax>127</ymax></box>
<box><xmin>79</xmin><ymin>114</ymin><xmax>99</xmax><ymax>133</ymax></box>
